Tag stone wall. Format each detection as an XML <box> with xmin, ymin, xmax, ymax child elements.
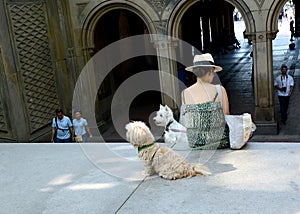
<box><xmin>0</xmin><ymin>0</ymin><xmax>73</xmax><ymax>142</ymax></box>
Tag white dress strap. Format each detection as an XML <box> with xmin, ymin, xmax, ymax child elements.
<box><xmin>216</xmin><ymin>85</ymin><xmax>223</xmax><ymax>107</ymax></box>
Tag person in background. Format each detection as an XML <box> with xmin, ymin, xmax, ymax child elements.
<box><xmin>51</xmin><ymin>109</ymin><xmax>74</xmax><ymax>143</ymax></box>
<box><xmin>290</xmin><ymin>19</ymin><xmax>295</xmax><ymax>41</ymax></box>
<box><xmin>274</xmin><ymin>64</ymin><xmax>294</xmax><ymax>125</ymax></box>
<box><xmin>278</xmin><ymin>13</ymin><xmax>283</xmax><ymax>26</ymax></box>
<box><xmin>73</xmin><ymin>110</ymin><xmax>92</xmax><ymax>142</ymax></box>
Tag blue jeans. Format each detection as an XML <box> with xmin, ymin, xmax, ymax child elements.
<box><xmin>56</xmin><ymin>138</ymin><xmax>71</xmax><ymax>143</ymax></box>
<box><xmin>82</xmin><ymin>133</ymin><xmax>88</xmax><ymax>142</ymax></box>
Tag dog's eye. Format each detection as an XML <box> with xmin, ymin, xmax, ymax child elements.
<box><xmin>160</xmin><ymin>114</ymin><xmax>162</xmax><ymax>117</ymax></box>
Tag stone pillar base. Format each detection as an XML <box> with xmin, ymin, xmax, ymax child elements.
<box><xmin>254</xmin><ymin>106</ymin><xmax>277</xmax><ymax>134</ymax></box>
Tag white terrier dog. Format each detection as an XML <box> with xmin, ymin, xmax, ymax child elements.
<box><xmin>153</xmin><ymin>105</ymin><xmax>188</xmax><ymax>144</ymax></box>
<box><xmin>125</xmin><ymin>121</ymin><xmax>211</xmax><ymax>180</ymax></box>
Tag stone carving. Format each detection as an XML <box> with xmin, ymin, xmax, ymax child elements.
<box><xmin>254</xmin><ymin>0</ymin><xmax>265</xmax><ymax>9</ymax></box>
<box><xmin>76</xmin><ymin>3</ymin><xmax>88</xmax><ymax>16</ymax></box>
<box><xmin>145</xmin><ymin>0</ymin><xmax>169</xmax><ymax>15</ymax></box>
<box><xmin>0</xmin><ymin>48</ymin><xmax>8</xmax><ymax>132</ymax></box>
<box><xmin>7</xmin><ymin>2</ymin><xmax>59</xmax><ymax>132</ymax></box>
<box><xmin>154</xmin><ymin>20</ymin><xmax>168</xmax><ymax>34</ymax></box>
<box><xmin>0</xmin><ymin>100</ymin><xmax>6</xmax><ymax>132</ymax></box>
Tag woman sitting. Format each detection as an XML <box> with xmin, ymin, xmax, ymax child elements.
<box><xmin>181</xmin><ymin>53</ymin><xmax>230</xmax><ymax>149</ymax></box>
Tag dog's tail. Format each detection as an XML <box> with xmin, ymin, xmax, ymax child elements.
<box><xmin>191</xmin><ymin>163</ymin><xmax>212</xmax><ymax>176</ymax></box>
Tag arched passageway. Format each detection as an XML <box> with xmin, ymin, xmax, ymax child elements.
<box><xmin>175</xmin><ymin>1</ymin><xmax>237</xmax><ymax>62</ymax></box>
<box><xmin>92</xmin><ymin>9</ymin><xmax>161</xmax><ymax>139</ymax></box>
<box><xmin>79</xmin><ymin>0</ymin><xmax>298</xmax><ymax>139</ymax></box>
<box><xmin>169</xmin><ymin>0</ymin><xmax>255</xmax><ymax>116</ymax></box>
<box><xmin>271</xmin><ymin>0</ymin><xmax>300</xmax><ymax>134</ymax></box>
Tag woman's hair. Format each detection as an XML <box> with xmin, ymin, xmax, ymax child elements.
<box><xmin>74</xmin><ymin>110</ymin><xmax>82</xmax><ymax>114</ymax></box>
<box><xmin>192</xmin><ymin>66</ymin><xmax>214</xmax><ymax>77</ymax></box>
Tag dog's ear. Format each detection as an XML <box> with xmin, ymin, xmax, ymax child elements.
<box><xmin>125</xmin><ymin>122</ymin><xmax>132</xmax><ymax>131</ymax></box>
<box><xmin>164</xmin><ymin>105</ymin><xmax>173</xmax><ymax>118</ymax></box>
<box><xmin>164</xmin><ymin>105</ymin><xmax>170</xmax><ymax>111</ymax></box>
<box><xmin>159</xmin><ymin>104</ymin><xmax>164</xmax><ymax>110</ymax></box>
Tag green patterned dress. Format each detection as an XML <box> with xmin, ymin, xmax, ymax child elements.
<box><xmin>181</xmin><ymin>93</ymin><xmax>229</xmax><ymax>149</ymax></box>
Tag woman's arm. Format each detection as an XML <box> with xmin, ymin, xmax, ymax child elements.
<box><xmin>86</xmin><ymin>126</ymin><xmax>92</xmax><ymax>138</ymax></box>
<box><xmin>51</xmin><ymin>128</ymin><xmax>56</xmax><ymax>143</ymax></box>
<box><xmin>70</xmin><ymin>126</ymin><xmax>75</xmax><ymax>141</ymax></box>
<box><xmin>221</xmin><ymin>86</ymin><xmax>230</xmax><ymax>115</ymax></box>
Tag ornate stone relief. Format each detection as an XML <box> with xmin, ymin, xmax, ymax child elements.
<box><xmin>145</xmin><ymin>0</ymin><xmax>170</xmax><ymax>15</ymax></box>
<box><xmin>254</xmin><ymin>0</ymin><xmax>265</xmax><ymax>9</ymax></box>
<box><xmin>154</xmin><ymin>20</ymin><xmax>168</xmax><ymax>34</ymax></box>
<box><xmin>7</xmin><ymin>2</ymin><xmax>59</xmax><ymax>132</ymax></box>
<box><xmin>0</xmin><ymin>100</ymin><xmax>6</xmax><ymax>132</ymax></box>
<box><xmin>0</xmin><ymin>48</ymin><xmax>8</xmax><ymax>132</ymax></box>
<box><xmin>77</xmin><ymin>3</ymin><xmax>89</xmax><ymax>16</ymax></box>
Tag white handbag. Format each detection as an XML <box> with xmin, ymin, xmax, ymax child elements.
<box><xmin>225</xmin><ymin>113</ymin><xmax>254</xmax><ymax>149</ymax></box>
<box><xmin>216</xmin><ymin>85</ymin><xmax>256</xmax><ymax>149</ymax></box>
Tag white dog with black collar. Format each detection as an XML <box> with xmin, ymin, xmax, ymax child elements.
<box><xmin>153</xmin><ymin>105</ymin><xmax>188</xmax><ymax>147</ymax></box>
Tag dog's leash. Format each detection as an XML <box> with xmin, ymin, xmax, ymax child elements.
<box><xmin>169</xmin><ymin>128</ymin><xmax>186</xmax><ymax>133</ymax></box>
<box><xmin>165</xmin><ymin>120</ymin><xmax>187</xmax><ymax>133</ymax></box>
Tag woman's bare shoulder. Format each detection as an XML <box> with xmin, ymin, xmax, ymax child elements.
<box><xmin>183</xmin><ymin>83</ymin><xmax>197</xmax><ymax>93</ymax></box>
<box><xmin>220</xmin><ymin>85</ymin><xmax>228</xmax><ymax>92</ymax></box>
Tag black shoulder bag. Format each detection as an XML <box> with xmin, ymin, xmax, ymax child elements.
<box><xmin>55</xmin><ymin>117</ymin><xmax>71</xmax><ymax>139</ymax></box>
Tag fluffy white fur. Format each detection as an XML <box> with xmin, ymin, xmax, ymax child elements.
<box><xmin>153</xmin><ymin>105</ymin><xmax>188</xmax><ymax>144</ymax></box>
<box><xmin>125</xmin><ymin>121</ymin><xmax>211</xmax><ymax>180</ymax></box>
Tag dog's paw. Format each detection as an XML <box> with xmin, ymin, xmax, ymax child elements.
<box><xmin>143</xmin><ymin>168</ymin><xmax>155</xmax><ymax>176</ymax></box>
<box><xmin>142</xmin><ymin>171</ymin><xmax>150</xmax><ymax>177</ymax></box>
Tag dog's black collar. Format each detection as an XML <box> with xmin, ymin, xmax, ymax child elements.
<box><xmin>165</xmin><ymin>120</ymin><xmax>174</xmax><ymax>132</ymax></box>
<box><xmin>138</xmin><ymin>143</ymin><xmax>155</xmax><ymax>153</ymax></box>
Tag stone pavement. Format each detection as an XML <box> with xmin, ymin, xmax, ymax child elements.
<box><xmin>0</xmin><ymin>142</ymin><xmax>299</xmax><ymax>214</ymax></box>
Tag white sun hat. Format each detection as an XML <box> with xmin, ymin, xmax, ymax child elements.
<box><xmin>185</xmin><ymin>53</ymin><xmax>222</xmax><ymax>72</ymax></box>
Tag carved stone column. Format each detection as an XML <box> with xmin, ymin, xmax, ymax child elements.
<box><xmin>294</xmin><ymin>0</ymin><xmax>300</xmax><ymax>37</ymax></box>
<box><xmin>202</xmin><ymin>16</ymin><xmax>210</xmax><ymax>52</ymax></box>
<box><xmin>153</xmin><ymin>35</ymin><xmax>180</xmax><ymax>118</ymax></box>
<box><xmin>251</xmin><ymin>31</ymin><xmax>278</xmax><ymax>134</ymax></box>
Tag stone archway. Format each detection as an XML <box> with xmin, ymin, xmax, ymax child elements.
<box><xmin>224</xmin><ymin>0</ymin><xmax>255</xmax><ymax>32</ymax></box>
<box><xmin>80</xmin><ymin>1</ymin><xmax>158</xmax><ymax>55</ymax></box>
<box><xmin>164</xmin><ymin>0</ymin><xmax>255</xmax><ymax>37</ymax></box>
<box><xmin>267</xmin><ymin>0</ymin><xmax>293</xmax><ymax>32</ymax></box>
<box><xmin>78</xmin><ymin>3</ymin><xmax>162</xmax><ymax>139</ymax></box>
<box><xmin>166</xmin><ymin>0</ymin><xmax>255</xmax><ymax>60</ymax></box>
<box><xmin>164</xmin><ymin>0</ymin><xmax>281</xmax><ymax>134</ymax></box>
<box><xmin>266</xmin><ymin>0</ymin><xmax>300</xmax><ymax>134</ymax></box>
<box><xmin>165</xmin><ymin>0</ymin><xmax>257</xmax><ymax>110</ymax></box>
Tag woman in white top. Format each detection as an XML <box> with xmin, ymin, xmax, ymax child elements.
<box><xmin>73</xmin><ymin>110</ymin><xmax>92</xmax><ymax>142</ymax></box>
